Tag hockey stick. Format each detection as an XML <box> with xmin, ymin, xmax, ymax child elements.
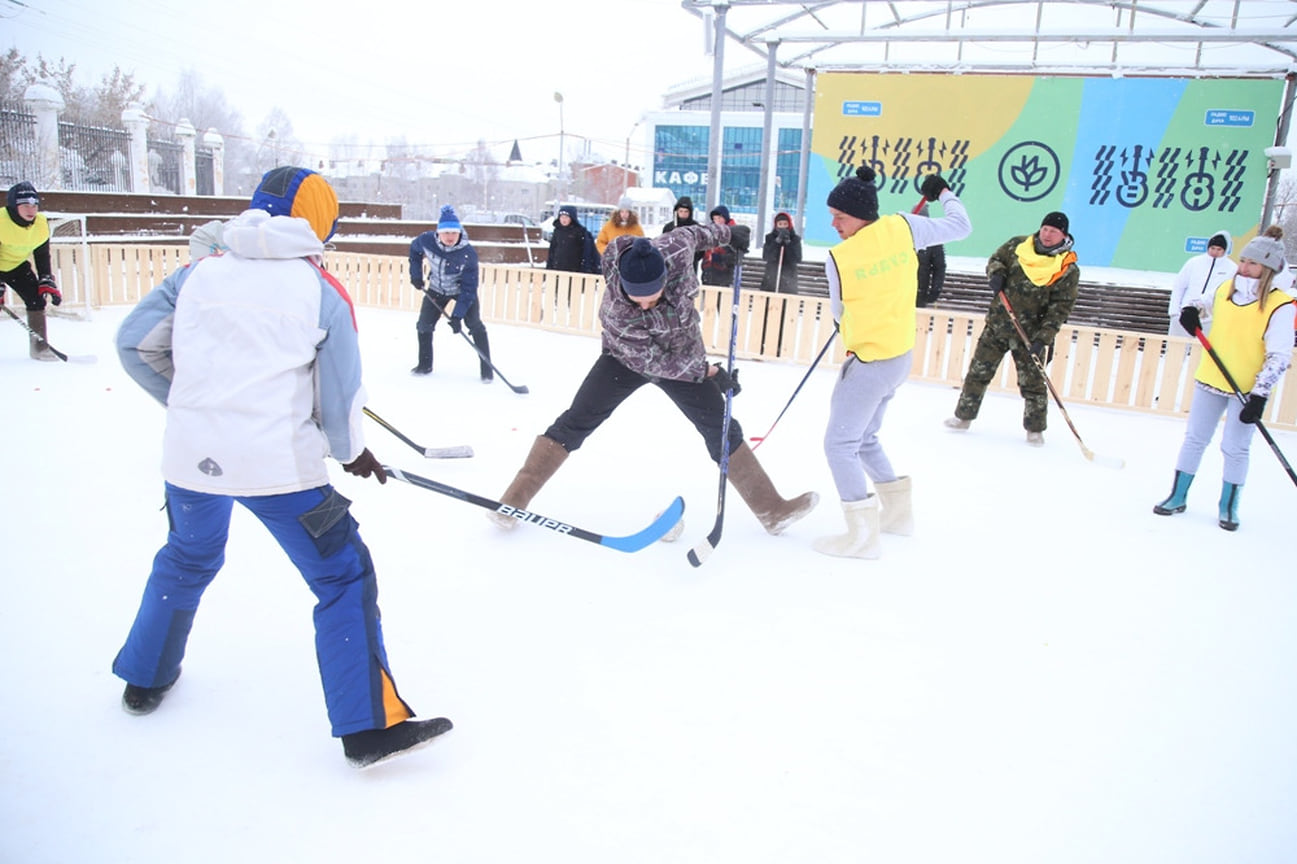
<box><xmin>1</xmin><ymin>304</ymin><xmax>96</xmax><ymax>364</ymax></box>
<box><xmin>997</xmin><ymin>290</ymin><xmax>1125</xmax><ymax>469</ymax></box>
<box><xmin>750</xmin><ymin>328</ymin><xmax>836</xmax><ymax>450</ymax></box>
<box><xmin>385</xmin><ymin>466</ymin><xmax>685</xmax><ymax>553</ymax></box>
<box><xmin>1192</xmin><ymin>327</ymin><xmax>1297</xmax><ymax>487</ymax></box>
<box><xmin>362</xmin><ymin>407</ymin><xmax>473</xmax><ymax>459</ymax></box>
<box><xmin>688</xmin><ymin>260</ymin><xmax>743</xmax><ymax>567</ymax></box>
<box><xmin>414</xmin><ymin>287</ymin><xmax>529</xmax><ymax>393</ymax></box>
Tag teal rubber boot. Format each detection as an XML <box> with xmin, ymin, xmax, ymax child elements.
<box><xmin>1153</xmin><ymin>470</ymin><xmax>1194</xmax><ymax>515</ymax></box>
<box><xmin>1218</xmin><ymin>482</ymin><xmax>1241</xmax><ymax>531</ymax></box>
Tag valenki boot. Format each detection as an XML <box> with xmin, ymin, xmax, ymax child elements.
<box><xmin>1218</xmin><ymin>481</ymin><xmax>1241</xmax><ymax>531</ymax></box>
<box><xmin>474</xmin><ymin>331</ymin><xmax>493</xmax><ymax>382</ymax></box>
<box><xmin>875</xmin><ymin>476</ymin><xmax>913</xmax><ymax>536</ymax></box>
<box><xmin>27</xmin><ymin>308</ymin><xmax>58</xmax><ymax>361</ymax></box>
<box><xmin>488</xmin><ymin>435</ymin><xmax>569</xmax><ymax>529</ymax></box>
<box><xmin>814</xmin><ymin>497</ymin><xmax>881</xmax><ymax>559</ymax></box>
<box><xmin>1153</xmin><ymin>470</ymin><xmax>1195</xmax><ymax>515</ymax></box>
<box><xmin>726</xmin><ymin>443</ymin><xmax>818</xmax><ymax>534</ymax></box>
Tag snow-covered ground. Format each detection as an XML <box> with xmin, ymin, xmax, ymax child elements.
<box><xmin>3</xmin><ymin>304</ymin><xmax>1292</xmax><ymax>864</ymax></box>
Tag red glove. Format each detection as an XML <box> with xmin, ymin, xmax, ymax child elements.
<box><xmin>342</xmin><ymin>448</ymin><xmax>387</xmax><ymax>484</ymax></box>
<box><xmin>37</xmin><ymin>276</ymin><xmax>61</xmax><ymax>307</ymax></box>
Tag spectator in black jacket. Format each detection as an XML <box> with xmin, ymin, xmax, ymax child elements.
<box><xmin>914</xmin><ymin>204</ymin><xmax>948</xmax><ymax>307</ymax></box>
<box><xmin>760</xmin><ymin>212</ymin><xmax>802</xmax><ymax>294</ymax></box>
<box><xmin>700</xmin><ymin>205</ymin><xmax>751</xmax><ymax>287</ymax></box>
<box><xmin>545</xmin><ymin>206</ymin><xmax>599</xmax><ymax>274</ymax></box>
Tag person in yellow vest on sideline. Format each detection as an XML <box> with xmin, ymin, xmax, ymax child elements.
<box><xmin>1153</xmin><ymin>229</ymin><xmax>1294</xmax><ymax>531</ymax></box>
<box><xmin>0</xmin><ymin>182</ymin><xmax>62</xmax><ymax>360</ymax></box>
<box><xmin>819</xmin><ymin>167</ymin><xmax>972</xmax><ymax>559</ymax></box>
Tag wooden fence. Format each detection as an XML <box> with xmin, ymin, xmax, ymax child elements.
<box><xmin>47</xmin><ymin>243</ymin><xmax>1297</xmax><ymax>431</ymax></box>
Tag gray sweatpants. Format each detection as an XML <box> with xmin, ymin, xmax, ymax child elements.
<box><xmin>823</xmin><ymin>351</ymin><xmax>911</xmax><ymax>502</ymax></box>
<box><xmin>1175</xmin><ymin>385</ymin><xmax>1257</xmax><ymax>485</ymax></box>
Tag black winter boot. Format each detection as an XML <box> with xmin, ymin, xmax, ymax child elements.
<box><xmin>342</xmin><ymin>717</ymin><xmax>453</xmax><ymax>768</ymax></box>
<box><xmin>411</xmin><ymin>332</ymin><xmax>432</xmax><ymax>375</ymax></box>
<box><xmin>122</xmin><ymin>670</ymin><xmax>181</xmax><ymax>715</ymax></box>
<box><xmin>474</xmin><ymin>331</ymin><xmax>493</xmax><ymax>382</ymax></box>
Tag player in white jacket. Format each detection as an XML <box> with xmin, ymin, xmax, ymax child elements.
<box><xmin>1168</xmin><ymin>231</ymin><xmax>1236</xmax><ymax>337</ymax></box>
<box><xmin>113</xmin><ymin>167</ymin><xmax>451</xmax><ymax>768</ymax></box>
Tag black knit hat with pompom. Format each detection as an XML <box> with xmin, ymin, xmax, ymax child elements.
<box><xmin>827</xmin><ymin>166</ymin><xmax>879</xmax><ymax>221</ymax></box>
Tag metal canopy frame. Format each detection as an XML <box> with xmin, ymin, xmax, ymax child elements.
<box><xmin>678</xmin><ymin>0</ymin><xmax>1297</xmax><ymax>236</ymax></box>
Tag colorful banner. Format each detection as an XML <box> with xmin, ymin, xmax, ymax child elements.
<box><xmin>808</xmin><ymin>72</ymin><xmax>1285</xmax><ymax>271</ymax></box>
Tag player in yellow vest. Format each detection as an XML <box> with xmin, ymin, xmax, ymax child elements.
<box><xmin>818</xmin><ymin>167</ymin><xmax>972</xmax><ymax>559</ymax></box>
<box><xmin>0</xmin><ymin>182</ymin><xmax>62</xmax><ymax>360</ymax></box>
<box><xmin>944</xmin><ymin>211</ymin><xmax>1080</xmax><ymax>444</ymax></box>
<box><xmin>1154</xmin><ymin>231</ymin><xmax>1295</xmax><ymax>531</ymax></box>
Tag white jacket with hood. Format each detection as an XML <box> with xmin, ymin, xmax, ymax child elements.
<box><xmin>116</xmin><ymin>208</ymin><xmax>368</xmax><ymax>496</ymax></box>
<box><xmin>1168</xmin><ymin>230</ymin><xmax>1236</xmax><ymax>336</ymax></box>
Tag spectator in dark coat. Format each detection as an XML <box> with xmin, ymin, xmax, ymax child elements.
<box><xmin>760</xmin><ymin>212</ymin><xmax>802</xmax><ymax>294</ymax></box>
<box><xmin>545</xmin><ymin>205</ymin><xmax>599</xmax><ymax>274</ymax></box>
<box><xmin>699</xmin><ymin>205</ymin><xmax>751</xmax><ymax>287</ymax></box>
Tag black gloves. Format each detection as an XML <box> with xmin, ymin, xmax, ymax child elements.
<box><xmin>1029</xmin><ymin>340</ymin><xmax>1054</xmax><ymax>363</ymax></box>
<box><xmin>775</xmin><ymin>228</ymin><xmax>790</xmax><ymax>245</ymax></box>
<box><xmin>448</xmin><ymin>317</ymin><xmax>463</xmax><ymax>335</ymax></box>
<box><xmin>1240</xmin><ymin>394</ymin><xmax>1267</xmax><ymax>424</ymax></box>
<box><xmin>411</xmin><ymin>279</ymin><xmax>425</xmax><ymax>291</ymax></box>
<box><xmin>988</xmin><ymin>272</ymin><xmax>1005</xmax><ymax>297</ymax></box>
<box><xmin>343</xmin><ymin>448</ymin><xmax>387</xmax><ymax>484</ymax></box>
<box><xmin>37</xmin><ymin>276</ymin><xmax>61</xmax><ymax>306</ymax></box>
<box><xmin>710</xmin><ymin>363</ymin><xmax>741</xmax><ymax>396</ymax></box>
<box><xmin>920</xmin><ymin>174</ymin><xmax>950</xmax><ymax>202</ymax></box>
<box><xmin>1179</xmin><ymin>306</ymin><xmax>1202</xmax><ymax>335</ymax></box>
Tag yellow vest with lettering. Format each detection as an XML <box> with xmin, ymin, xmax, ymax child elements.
<box><xmin>829</xmin><ymin>215</ymin><xmax>917</xmax><ymax>361</ymax></box>
<box><xmin>0</xmin><ymin>210</ymin><xmax>50</xmax><ymax>272</ymax></box>
<box><xmin>1195</xmin><ymin>279</ymin><xmax>1294</xmax><ymax>392</ymax></box>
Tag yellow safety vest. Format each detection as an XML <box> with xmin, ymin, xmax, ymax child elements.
<box><xmin>1195</xmin><ymin>279</ymin><xmax>1294</xmax><ymax>392</ymax></box>
<box><xmin>829</xmin><ymin>214</ymin><xmax>917</xmax><ymax>361</ymax></box>
<box><xmin>0</xmin><ymin>210</ymin><xmax>50</xmax><ymax>272</ymax></box>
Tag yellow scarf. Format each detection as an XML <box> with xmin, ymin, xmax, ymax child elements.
<box><xmin>1014</xmin><ymin>237</ymin><xmax>1077</xmax><ymax>287</ymax></box>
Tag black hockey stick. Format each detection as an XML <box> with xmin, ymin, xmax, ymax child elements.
<box><xmin>1192</xmin><ymin>326</ymin><xmax>1297</xmax><ymax>487</ymax></box>
<box><xmin>997</xmin><ymin>290</ymin><xmax>1124</xmax><ymax>469</ymax></box>
<box><xmin>362</xmin><ymin>407</ymin><xmax>473</xmax><ymax>459</ymax></box>
<box><xmin>1</xmin><ymin>304</ymin><xmax>96</xmax><ymax>364</ymax></box>
<box><xmin>688</xmin><ymin>261</ymin><xmax>743</xmax><ymax>567</ymax></box>
<box><xmin>749</xmin><ymin>327</ymin><xmax>836</xmax><ymax>450</ymax></box>
<box><xmin>416</xmin><ymin>288</ymin><xmax>529</xmax><ymax>393</ymax></box>
<box><xmin>385</xmin><ymin>466</ymin><xmax>685</xmax><ymax>552</ymax></box>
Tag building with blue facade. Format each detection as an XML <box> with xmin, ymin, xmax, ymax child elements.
<box><xmin>635</xmin><ymin>68</ymin><xmax>809</xmax><ymax>228</ymax></box>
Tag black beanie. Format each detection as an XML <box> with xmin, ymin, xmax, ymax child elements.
<box><xmin>1041</xmin><ymin>211</ymin><xmax>1069</xmax><ymax>234</ymax></box>
<box><xmin>827</xmin><ymin>166</ymin><xmax>879</xmax><ymax>221</ymax></box>
<box><xmin>1208</xmin><ymin>233</ymin><xmax>1228</xmax><ymax>250</ymax></box>
<box><xmin>6</xmin><ymin>181</ymin><xmax>39</xmax><ymax>227</ymax></box>
<box><xmin>619</xmin><ymin>238</ymin><xmax>667</xmax><ymax>297</ymax></box>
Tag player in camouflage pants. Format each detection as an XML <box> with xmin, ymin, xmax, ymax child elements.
<box><xmin>948</xmin><ymin>211</ymin><xmax>1080</xmax><ymax>442</ymax></box>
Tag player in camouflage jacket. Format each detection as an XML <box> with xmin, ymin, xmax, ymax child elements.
<box><xmin>947</xmin><ymin>211</ymin><xmax>1080</xmax><ymax>441</ymax></box>
<box><xmin>488</xmin><ymin>221</ymin><xmax>818</xmax><ymax>539</ymax></box>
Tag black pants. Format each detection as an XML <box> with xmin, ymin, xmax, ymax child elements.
<box><xmin>545</xmin><ymin>353</ymin><xmax>745</xmax><ymax>463</ymax></box>
<box><xmin>0</xmin><ymin>264</ymin><xmax>43</xmax><ymax>310</ymax></box>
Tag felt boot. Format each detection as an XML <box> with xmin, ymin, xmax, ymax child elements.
<box><xmin>875</xmin><ymin>476</ymin><xmax>913</xmax><ymax>536</ymax></box>
<box><xmin>27</xmin><ymin>308</ymin><xmax>57</xmax><ymax>361</ymax></box>
<box><xmin>813</xmin><ymin>497</ymin><xmax>881</xmax><ymax>559</ymax></box>
<box><xmin>488</xmin><ymin>436</ymin><xmax>568</xmax><ymax>530</ymax></box>
<box><xmin>726</xmin><ymin>443</ymin><xmax>818</xmax><ymax>535</ymax></box>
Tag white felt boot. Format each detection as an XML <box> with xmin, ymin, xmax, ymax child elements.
<box><xmin>813</xmin><ymin>497</ymin><xmax>881</xmax><ymax>559</ymax></box>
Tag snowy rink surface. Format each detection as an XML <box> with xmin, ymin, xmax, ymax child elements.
<box><xmin>2</xmin><ymin>305</ymin><xmax>1293</xmax><ymax>864</ymax></box>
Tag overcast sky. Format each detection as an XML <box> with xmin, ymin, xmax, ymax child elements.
<box><xmin>3</xmin><ymin>0</ymin><xmax>716</xmax><ymax>164</ymax></box>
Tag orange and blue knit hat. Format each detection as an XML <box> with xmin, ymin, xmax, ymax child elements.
<box><xmin>250</xmin><ymin>166</ymin><xmax>339</xmax><ymax>242</ymax></box>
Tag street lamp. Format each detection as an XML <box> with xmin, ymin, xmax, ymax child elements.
<box><xmin>624</xmin><ymin>120</ymin><xmax>641</xmax><ymax>194</ymax></box>
<box><xmin>554</xmin><ymin>91</ymin><xmax>565</xmax><ymax>200</ymax></box>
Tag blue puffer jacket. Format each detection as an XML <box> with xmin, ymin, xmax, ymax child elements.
<box><xmin>408</xmin><ymin>229</ymin><xmax>480</xmax><ymax>317</ymax></box>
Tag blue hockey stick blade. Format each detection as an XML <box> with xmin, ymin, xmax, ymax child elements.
<box><xmin>600</xmin><ymin>496</ymin><xmax>686</xmax><ymax>552</ymax></box>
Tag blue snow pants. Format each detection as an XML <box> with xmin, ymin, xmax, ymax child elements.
<box><xmin>112</xmin><ymin>483</ymin><xmax>413</xmax><ymax>737</ymax></box>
